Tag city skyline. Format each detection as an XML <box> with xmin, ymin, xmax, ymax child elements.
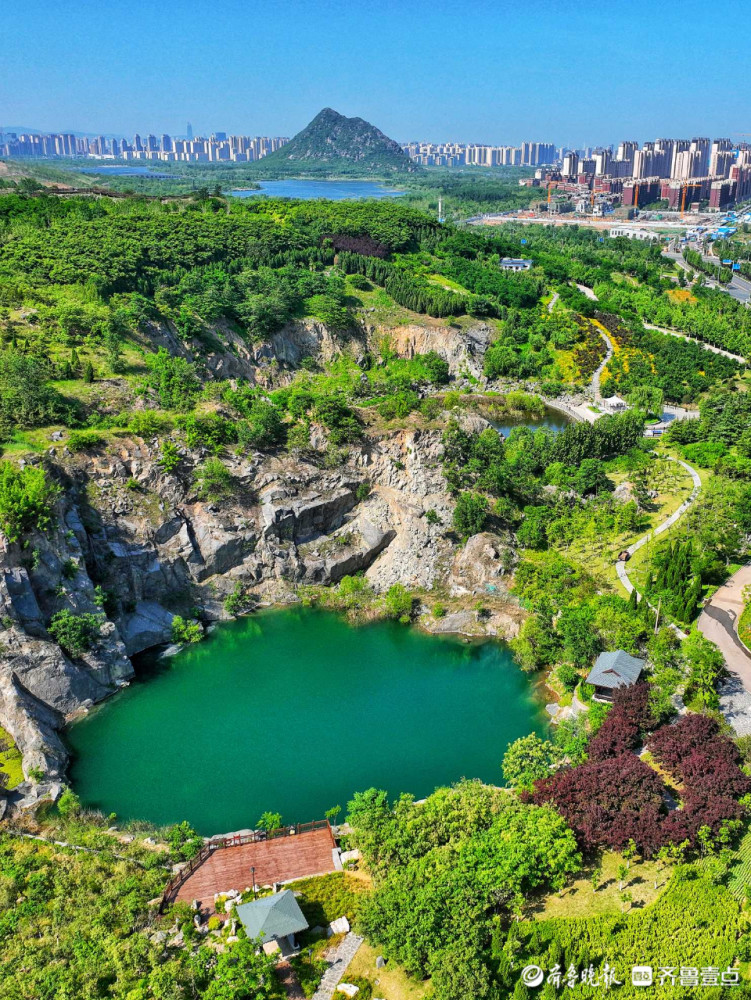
<box><xmin>3</xmin><ymin>0</ymin><xmax>751</xmax><ymax>146</ymax></box>
<box><xmin>6</xmin><ymin>123</ymin><xmax>751</xmax><ymax>209</ymax></box>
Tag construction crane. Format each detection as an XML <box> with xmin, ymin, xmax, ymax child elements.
<box><xmin>633</xmin><ymin>183</ymin><xmax>640</xmax><ymax>211</ymax></box>
<box><xmin>680</xmin><ymin>183</ymin><xmax>688</xmax><ymax>217</ymax></box>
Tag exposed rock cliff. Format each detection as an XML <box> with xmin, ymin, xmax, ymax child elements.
<box><xmin>0</xmin><ymin>310</ymin><xmax>525</xmax><ymax>809</ymax></box>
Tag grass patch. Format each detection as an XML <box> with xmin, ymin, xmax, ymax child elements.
<box><xmin>529</xmin><ymin>849</ymin><xmax>672</xmax><ymax>920</ymax></box>
<box><xmin>0</xmin><ymin>726</ymin><xmax>24</xmax><ymax>789</ymax></box>
<box><xmin>727</xmin><ymin>827</ymin><xmax>751</xmax><ymax>900</ymax></box>
<box><xmin>738</xmin><ymin>602</ymin><xmax>751</xmax><ymax>650</ymax></box>
<box><xmin>425</xmin><ymin>273</ymin><xmax>469</xmax><ymax>294</ymax></box>
<box><xmin>346</xmin><ymin>941</ymin><xmax>431</xmax><ymax>1000</ymax></box>
<box><xmin>285</xmin><ymin>871</ymin><xmax>366</xmax><ymax>928</ymax></box>
<box><xmin>560</xmin><ymin>454</ymin><xmax>696</xmax><ymax>590</ymax></box>
<box><xmin>622</xmin><ymin>456</ymin><xmax>711</xmax><ymax>600</ymax></box>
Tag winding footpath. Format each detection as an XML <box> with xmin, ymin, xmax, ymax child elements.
<box><xmin>589</xmin><ymin>322</ymin><xmax>614</xmax><ymax>402</ymax></box>
<box><xmin>574</xmin><ymin>282</ymin><xmax>747</xmax><ymax>364</ymax></box>
<box><xmin>615</xmin><ymin>458</ymin><xmax>702</xmax><ymax>640</ymax></box>
<box><xmin>613</xmin><ymin>460</ymin><xmax>751</xmax><ymax>732</ymax></box>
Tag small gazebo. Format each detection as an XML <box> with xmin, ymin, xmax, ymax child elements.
<box><xmin>235</xmin><ymin>889</ymin><xmax>309</xmax><ymax>954</ymax></box>
<box><xmin>586</xmin><ymin>649</ymin><xmax>645</xmax><ymax>703</ymax></box>
<box><xmin>602</xmin><ymin>394</ymin><xmax>628</xmax><ymax>413</ymax></box>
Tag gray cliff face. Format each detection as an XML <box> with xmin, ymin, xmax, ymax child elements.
<box><xmin>0</xmin><ymin>319</ymin><xmax>518</xmax><ymax>803</ymax></box>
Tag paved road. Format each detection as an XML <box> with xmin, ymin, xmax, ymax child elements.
<box><xmin>663</xmin><ymin>249</ymin><xmax>751</xmax><ymax>306</ymax></box>
<box><xmin>575</xmin><ymin>283</ymin><xmax>599</xmax><ymax>301</ymax></box>
<box><xmin>698</xmin><ymin>565</ymin><xmax>751</xmax><ymax>696</ymax></box>
<box><xmin>576</xmin><ymin>274</ymin><xmax>747</xmax><ymax>362</ymax></box>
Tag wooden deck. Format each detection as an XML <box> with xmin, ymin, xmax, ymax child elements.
<box><xmin>173</xmin><ymin>826</ymin><xmax>337</xmax><ymax>912</ymax></box>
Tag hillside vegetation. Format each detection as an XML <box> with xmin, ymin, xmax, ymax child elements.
<box><xmin>2</xmin><ymin>188</ymin><xmax>751</xmax><ymax>998</ymax></box>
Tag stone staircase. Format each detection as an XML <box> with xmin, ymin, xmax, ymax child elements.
<box><xmin>311</xmin><ymin>932</ymin><xmax>364</xmax><ymax>1000</ymax></box>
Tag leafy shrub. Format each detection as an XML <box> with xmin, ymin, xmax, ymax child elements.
<box><xmin>257</xmin><ymin>810</ymin><xmax>282</xmax><ymax>831</ymax></box>
<box><xmin>142</xmin><ymin>349</ymin><xmax>200</xmax><ymax>410</ymax></box>
<box><xmin>384</xmin><ymin>583</ymin><xmax>414</xmax><ymax>622</ymax></box>
<box><xmin>193</xmin><ymin>457</ymin><xmax>233</xmax><ymax>502</ymax></box>
<box><xmin>57</xmin><ymin>788</ymin><xmax>82</xmax><ymax>818</ymax></box>
<box><xmin>223</xmin><ymin>583</ymin><xmax>254</xmax><ymax>618</ymax></box>
<box><xmin>587</xmin><ymin>682</ymin><xmax>656</xmax><ymax>762</ymax></box>
<box><xmin>502</xmin><ymin>733</ymin><xmax>560</xmax><ymax>791</ymax></box>
<box><xmin>126</xmin><ymin>410</ymin><xmax>174</xmax><ymax>436</ymax></box>
<box><xmin>167</xmin><ymin>820</ymin><xmax>203</xmax><ymax>859</ymax></box>
<box><xmin>289</xmin><ymin>955</ymin><xmax>328</xmax><ymax>999</ymax></box>
<box><xmin>0</xmin><ymin>349</ymin><xmax>72</xmax><ymax>430</ymax></box>
<box><xmin>378</xmin><ymin>389</ymin><xmax>419</xmax><ymax>420</ymax></box>
<box><xmin>48</xmin><ymin>610</ymin><xmax>103</xmax><ymax>657</ymax></box>
<box><xmin>314</xmin><ymin>395</ymin><xmax>361</xmax><ymax>444</ymax></box>
<box><xmin>67</xmin><ymin>430</ymin><xmax>105</xmax><ymax>452</ymax></box>
<box><xmin>236</xmin><ymin>402</ymin><xmax>286</xmax><ymax>451</ymax></box>
<box><xmin>682</xmin><ymin>440</ymin><xmax>728</xmax><ymax>468</ymax></box>
<box><xmin>158</xmin><ymin>439</ymin><xmax>181</xmax><ymax>473</ymax></box>
<box><xmin>177</xmin><ymin>412</ymin><xmax>236</xmax><ymax>451</ymax></box>
<box><xmin>424</xmin><ymin>508</ymin><xmax>441</xmax><ymax>525</ymax></box>
<box><xmin>0</xmin><ymin>462</ymin><xmax>60</xmax><ymax>542</ymax></box>
<box><xmin>533</xmin><ymin>752</ymin><xmax>667</xmax><ymax>855</ymax></box>
<box><xmin>170</xmin><ymin>615</ymin><xmax>203</xmax><ymax>644</ymax></box>
<box><xmin>453</xmin><ymin>491</ymin><xmax>489</xmax><ymax>537</ymax></box>
<box><xmin>61</xmin><ymin>558</ymin><xmax>78</xmax><ymax>579</ymax></box>
<box><xmin>347</xmin><ymin>273</ymin><xmax>372</xmax><ymax>291</ymax></box>
<box><xmin>556</xmin><ymin>662</ymin><xmax>580</xmax><ymax>691</ymax></box>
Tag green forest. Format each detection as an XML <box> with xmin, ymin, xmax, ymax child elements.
<box><xmin>1</xmin><ymin>185</ymin><xmax>751</xmax><ymax>998</ymax></box>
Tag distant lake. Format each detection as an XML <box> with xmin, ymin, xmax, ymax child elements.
<box><xmin>230</xmin><ymin>179</ymin><xmax>406</xmax><ymax>200</ymax></box>
<box><xmin>76</xmin><ymin>166</ymin><xmax>172</xmax><ymax>178</ymax></box>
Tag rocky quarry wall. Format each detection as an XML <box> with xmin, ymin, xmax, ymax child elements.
<box><xmin>0</xmin><ymin>318</ymin><xmax>520</xmax><ymax>814</ymax></box>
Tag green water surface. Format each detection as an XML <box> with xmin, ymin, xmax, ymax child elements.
<box><xmin>67</xmin><ymin>608</ymin><xmax>545</xmax><ymax>834</ymax></box>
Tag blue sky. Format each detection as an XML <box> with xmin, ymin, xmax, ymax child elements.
<box><xmin>3</xmin><ymin>0</ymin><xmax>751</xmax><ymax>145</ymax></box>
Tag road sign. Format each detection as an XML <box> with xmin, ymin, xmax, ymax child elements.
<box><xmin>733</xmin><ymin>263</ymin><xmax>742</xmax><ymax>271</ymax></box>
<box><xmin>723</xmin><ymin>259</ymin><xmax>733</xmax><ymax>265</ymax></box>
<box><xmin>521</xmin><ymin>239</ymin><xmax>527</xmax><ymax>245</ymax></box>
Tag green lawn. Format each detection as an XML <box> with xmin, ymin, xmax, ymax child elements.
<box><xmin>559</xmin><ymin>456</ymin><xmax>696</xmax><ymax>589</ymax></box>
<box><xmin>425</xmin><ymin>273</ymin><xmax>469</xmax><ymax>294</ymax></box>
<box><xmin>530</xmin><ymin>849</ymin><xmax>672</xmax><ymax>920</ymax></box>
<box><xmin>726</xmin><ymin>828</ymin><xmax>751</xmax><ymax>901</ymax></box>
<box><xmin>347</xmin><ymin>942</ymin><xmax>431</xmax><ymax>1000</ymax></box>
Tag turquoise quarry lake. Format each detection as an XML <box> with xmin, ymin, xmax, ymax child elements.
<box><xmin>67</xmin><ymin>608</ymin><xmax>546</xmax><ymax>834</ymax></box>
<box><xmin>229</xmin><ymin>179</ymin><xmax>405</xmax><ymax>200</ymax></box>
